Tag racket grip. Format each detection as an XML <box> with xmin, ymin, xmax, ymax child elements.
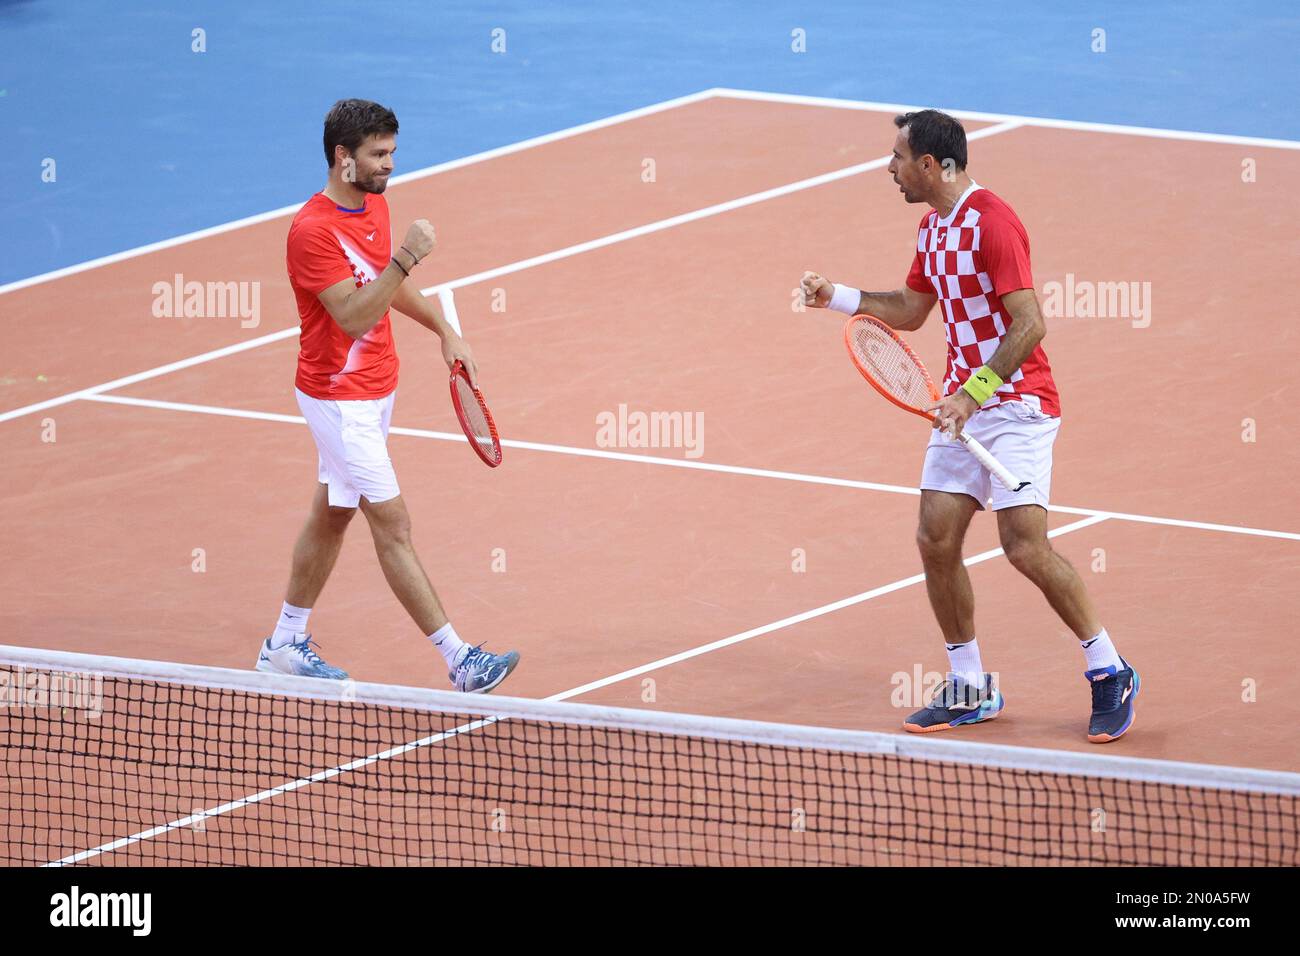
<box><xmin>957</xmin><ymin>432</ymin><xmax>1030</xmax><ymax>493</ymax></box>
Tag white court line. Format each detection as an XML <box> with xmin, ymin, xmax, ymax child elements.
<box><xmin>416</xmin><ymin>119</ymin><xmax>1019</xmax><ymax>297</ymax></box>
<box><xmin>45</xmin><ymin>512</ymin><xmax>1106</xmax><ymax>865</ymax></box>
<box><xmin>0</xmin><ymin>120</ymin><xmax>1023</xmax><ymax>426</ymax></box>
<box><xmin>0</xmin><ymin>89</ymin><xmax>721</xmax><ymax>297</ymax></box>
<box><xmin>48</xmin><ymin>713</ymin><xmax>503</xmax><ymax>866</ymax></box>
<box><xmin>550</xmin><ymin>514</ymin><xmax>1109</xmax><ymax>701</ymax></box>
<box><xmin>0</xmin><ymin>328</ymin><xmax>301</xmax><ymax>425</ymax></box>
<box><xmin>13</xmin><ymin>84</ymin><xmax>1290</xmax><ymax>302</ymax></box>
<box><xmin>80</xmin><ymin>393</ymin><xmax>1300</xmax><ymax>543</ymax></box>
<box><xmin>708</xmin><ymin>87</ymin><xmax>1300</xmax><ymax>150</ymax></box>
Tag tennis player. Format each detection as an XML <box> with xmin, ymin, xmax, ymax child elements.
<box><xmin>254</xmin><ymin>99</ymin><xmax>519</xmax><ymax>693</ymax></box>
<box><xmin>801</xmin><ymin>110</ymin><xmax>1138</xmax><ymax>742</ymax></box>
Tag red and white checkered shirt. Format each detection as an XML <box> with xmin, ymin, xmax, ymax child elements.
<box><xmin>905</xmin><ymin>184</ymin><xmax>1060</xmax><ymax>417</ymax></box>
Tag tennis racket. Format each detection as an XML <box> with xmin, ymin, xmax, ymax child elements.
<box><xmin>449</xmin><ymin>360</ymin><xmax>502</xmax><ymax>468</ymax></box>
<box><xmin>843</xmin><ymin>315</ymin><xmax>1028</xmax><ymax>492</ymax></box>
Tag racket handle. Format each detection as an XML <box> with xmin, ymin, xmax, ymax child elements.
<box><xmin>956</xmin><ymin>432</ymin><xmax>1030</xmax><ymax>493</ymax></box>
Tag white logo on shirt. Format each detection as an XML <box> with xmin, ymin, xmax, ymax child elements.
<box><xmin>366</xmin><ymin>231</ymin><xmax>376</xmax><ymax>241</ymax></box>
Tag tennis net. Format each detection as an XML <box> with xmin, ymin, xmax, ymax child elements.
<box><xmin>1</xmin><ymin>644</ymin><xmax>1296</xmax><ymax>866</ymax></box>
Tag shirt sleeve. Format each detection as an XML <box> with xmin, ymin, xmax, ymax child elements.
<box><xmin>978</xmin><ymin>215</ymin><xmax>1034</xmax><ymax>298</ymax></box>
<box><xmin>905</xmin><ymin>249</ymin><xmax>931</xmax><ymax>294</ymax></box>
<box><xmin>905</xmin><ymin>215</ymin><xmax>936</xmax><ymax>294</ymax></box>
<box><xmin>287</xmin><ymin>225</ymin><xmax>355</xmax><ymax>295</ymax></box>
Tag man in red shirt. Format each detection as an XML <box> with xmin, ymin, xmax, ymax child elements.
<box><xmin>256</xmin><ymin>99</ymin><xmax>519</xmax><ymax>693</ymax></box>
<box><xmin>801</xmin><ymin>110</ymin><xmax>1137</xmax><ymax>742</ymax></box>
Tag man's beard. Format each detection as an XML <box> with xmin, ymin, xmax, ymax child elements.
<box><xmin>356</xmin><ymin>172</ymin><xmax>388</xmax><ymax>194</ymax></box>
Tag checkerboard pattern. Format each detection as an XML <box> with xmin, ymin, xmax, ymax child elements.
<box><xmin>909</xmin><ymin>188</ymin><xmax>1059</xmax><ymax>417</ymax></box>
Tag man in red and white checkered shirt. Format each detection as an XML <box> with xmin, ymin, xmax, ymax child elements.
<box><xmin>800</xmin><ymin>110</ymin><xmax>1139</xmax><ymax>744</ymax></box>
<box><xmin>906</xmin><ymin>182</ymin><xmax>1060</xmax><ymax>416</ymax></box>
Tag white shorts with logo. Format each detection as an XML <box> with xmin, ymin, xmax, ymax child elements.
<box><xmin>295</xmin><ymin>388</ymin><xmax>400</xmax><ymax>508</ymax></box>
<box><xmin>919</xmin><ymin>400</ymin><xmax>1060</xmax><ymax>511</ymax></box>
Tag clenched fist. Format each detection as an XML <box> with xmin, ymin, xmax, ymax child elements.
<box><xmin>402</xmin><ymin>219</ymin><xmax>437</xmax><ymax>261</ymax></box>
<box><xmin>800</xmin><ymin>271</ymin><xmax>834</xmax><ymax>309</ymax></box>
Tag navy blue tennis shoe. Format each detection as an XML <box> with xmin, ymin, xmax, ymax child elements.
<box><xmin>1084</xmin><ymin>658</ymin><xmax>1140</xmax><ymax>743</ymax></box>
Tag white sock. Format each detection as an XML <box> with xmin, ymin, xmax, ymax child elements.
<box><xmin>1080</xmin><ymin>628</ymin><xmax>1121</xmax><ymax>672</ymax></box>
<box><xmin>270</xmin><ymin>602</ymin><xmax>311</xmax><ymax>649</ymax></box>
<box><xmin>945</xmin><ymin>638</ymin><xmax>985</xmax><ymax>690</ymax></box>
<box><xmin>429</xmin><ymin>622</ymin><xmax>467</xmax><ymax>668</ymax></box>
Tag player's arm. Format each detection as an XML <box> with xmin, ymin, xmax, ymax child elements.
<box><xmin>800</xmin><ymin>271</ymin><xmax>936</xmax><ymax>330</ymax></box>
<box><xmin>940</xmin><ymin>216</ymin><xmax>1043</xmax><ymax>420</ymax></box>
<box><xmin>317</xmin><ymin>219</ymin><xmax>436</xmax><ymax>340</ymax></box>
<box><xmin>927</xmin><ymin>288</ymin><xmax>1045</xmax><ymax>437</ymax></box>
<box><xmin>391</xmin><ymin>281</ymin><xmax>455</xmax><ymax>339</ymax></box>
<box><xmin>391</xmin><ymin>282</ymin><xmax>479</xmax><ymax>385</ymax></box>
<box><xmin>979</xmin><ymin>288</ymin><xmax>1045</xmax><ymax>382</ymax></box>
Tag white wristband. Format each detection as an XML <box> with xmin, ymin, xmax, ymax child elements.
<box><xmin>828</xmin><ymin>283</ymin><xmax>861</xmax><ymax>315</ymax></box>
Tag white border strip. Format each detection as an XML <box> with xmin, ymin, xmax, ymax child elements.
<box><xmin>1</xmin><ymin>639</ymin><xmax>1294</xmax><ymax>797</ymax></box>
<box><xmin>709</xmin><ymin>87</ymin><xmax>1300</xmax><ymax>151</ymax></box>
<box><xmin>0</xmin><ymin>90</ymin><xmax>720</xmax><ymax>297</ymax></box>
<box><xmin>78</xmin><ymin>393</ymin><xmax>1300</xmax><ymax>542</ymax></box>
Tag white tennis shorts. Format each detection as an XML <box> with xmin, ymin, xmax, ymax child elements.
<box><xmin>295</xmin><ymin>388</ymin><xmax>400</xmax><ymax>508</ymax></box>
<box><xmin>919</xmin><ymin>400</ymin><xmax>1061</xmax><ymax>511</ymax></box>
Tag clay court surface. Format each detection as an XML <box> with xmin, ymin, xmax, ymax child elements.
<box><xmin>4</xmin><ymin>90</ymin><xmax>1299</xmax><ymax>788</ymax></box>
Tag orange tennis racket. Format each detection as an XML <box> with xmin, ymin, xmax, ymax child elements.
<box><xmin>843</xmin><ymin>315</ymin><xmax>1028</xmax><ymax>492</ymax></box>
<box><xmin>449</xmin><ymin>360</ymin><xmax>502</xmax><ymax>468</ymax></box>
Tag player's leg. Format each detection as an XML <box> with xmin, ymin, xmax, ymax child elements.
<box><xmin>256</xmin><ymin>483</ymin><xmax>355</xmax><ymax>679</ymax></box>
<box><xmin>904</xmin><ymin>484</ymin><xmax>1004</xmax><ymax>733</ymax></box>
<box><xmin>357</xmin><ymin>493</ymin><xmax>447</xmax><ymax>635</ymax></box>
<box><xmin>997</xmin><ymin>504</ymin><xmax>1138</xmax><ymax>742</ymax></box>
<box><xmin>285</xmin><ymin>483</ymin><xmax>356</xmax><ymax>608</ymax></box>
<box><xmin>256</xmin><ymin>389</ymin><xmax>373</xmax><ymax>679</ymax></box>
<box><xmin>359</xmin><ymin>493</ymin><xmax>519</xmax><ymax>694</ymax></box>
<box><xmin>906</xmin><ymin>490</ymin><xmax>1003</xmax><ymax>730</ymax></box>
<box><xmin>916</xmin><ymin>489</ymin><xmax>979</xmax><ymax>646</ymax></box>
<box><xmin>996</xmin><ymin>504</ymin><xmax>1100</xmax><ymax>639</ymax></box>
<box><xmin>987</xmin><ymin>401</ymin><xmax>1138</xmax><ymax>742</ymax></box>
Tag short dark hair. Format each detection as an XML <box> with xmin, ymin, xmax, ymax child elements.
<box><xmin>323</xmin><ymin>99</ymin><xmax>399</xmax><ymax>167</ymax></box>
<box><xmin>894</xmin><ymin>110</ymin><xmax>967</xmax><ymax>170</ymax></box>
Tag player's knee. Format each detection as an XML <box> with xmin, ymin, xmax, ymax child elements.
<box><xmin>366</xmin><ymin>501</ymin><xmax>411</xmax><ymax>545</ymax></box>
<box><xmin>916</xmin><ymin>523</ymin><xmax>961</xmax><ymax>564</ymax></box>
<box><xmin>1003</xmin><ymin>535</ymin><xmax>1048</xmax><ymax>575</ymax></box>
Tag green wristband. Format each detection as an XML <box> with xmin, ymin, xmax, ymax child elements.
<box><xmin>961</xmin><ymin>366</ymin><xmax>1004</xmax><ymax>406</ymax></box>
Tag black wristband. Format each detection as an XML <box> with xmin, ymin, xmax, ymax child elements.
<box><xmin>400</xmin><ymin>245</ymin><xmax>421</xmax><ymax>265</ymax></box>
<box><xmin>390</xmin><ymin>256</ymin><xmax>410</xmax><ymax>278</ymax></box>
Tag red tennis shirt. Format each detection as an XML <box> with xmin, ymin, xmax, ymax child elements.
<box><xmin>286</xmin><ymin>192</ymin><xmax>400</xmax><ymax>400</ymax></box>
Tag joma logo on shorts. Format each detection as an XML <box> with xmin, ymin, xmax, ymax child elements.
<box><xmin>49</xmin><ymin>886</ymin><xmax>151</xmax><ymax>936</ymax></box>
